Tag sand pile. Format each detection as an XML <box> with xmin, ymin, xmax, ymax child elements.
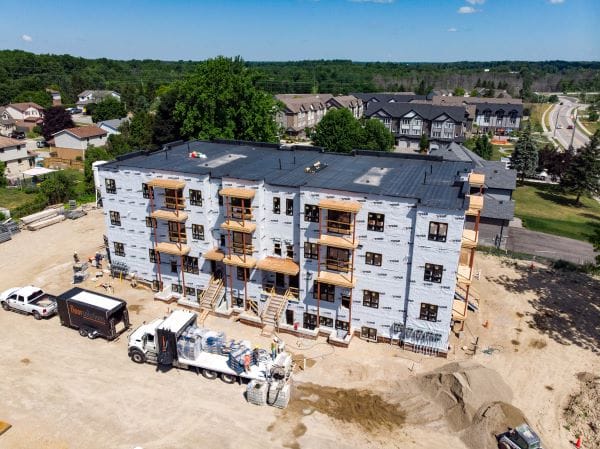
<box><xmin>416</xmin><ymin>361</ymin><xmax>528</xmax><ymax>449</ymax></box>
<box><xmin>563</xmin><ymin>372</ymin><xmax>600</xmax><ymax>449</ymax></box>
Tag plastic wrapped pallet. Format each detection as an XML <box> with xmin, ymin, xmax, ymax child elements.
<box><xmin>202</xmin><ymin>331</ymin><xmax>225</xmax><ymax>354</ymax></box>
<box><xmin>246</xmin><ymin>380</ymin><xmax>268</xmax><ymax>406</ymax></box>
<box><xmin>268</xmin><ymin>383</ymin><xmax>291</xmax><ymax>409</ymax></box>
<box><xmin>228</xmin><ymin>346</ymin><xmax>251</xmax><ymax>373</ymax></box>
<box><xmin>177</xmin><ymin>325</ymin><xmax>207</xmax><ymax>360</ymax></box>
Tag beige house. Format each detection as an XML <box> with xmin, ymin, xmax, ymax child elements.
<box><xmin>4</xmin><ymin>102</ymin><xmax>44</xmax><ymax>121</ymax></box>
<box><xmin>52</xmin><ymin>126</ymin><xmax>108</xmax><ymax>153</ymax></box>
<box><xmin>0</xmin><ymin>136</ymin><xmax>35</xmax><ymax>180</ymax></box>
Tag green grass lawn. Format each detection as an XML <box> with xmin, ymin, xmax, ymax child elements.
<box><xmin>0</xmin><ymin>188</ymin><xmax>38</xmax><ymax>210</ymax></box>
<box><xmin>525</xmin><ymin>103</ymin><xmax>552</xmax><ymax>131</ymax></box>
<box><xmin>491</xmin><ymin>144</ymin><xmax>514</xmax><ymax>161</ymax></box>
<box><xmin>514</xmin><ymin>182</ymin><xmax>600</xmax><ymax>241</ymax></box>
<box><xmin>581</xmin><ymin>120</ymin><xmax>599</xmax><ymax>135</ymax></box>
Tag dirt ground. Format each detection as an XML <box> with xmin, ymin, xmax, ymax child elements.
<box><xmin>0</xmin><ymin>208</ymin><xmax>598</xmax><ymax>449</ymax></box>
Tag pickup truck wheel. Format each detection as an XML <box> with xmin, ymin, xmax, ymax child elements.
<box><xmin>220</xmin><ymin>373</ymin><xmax>237</xmax><ymax>384</ymax></box>
<box><xmin>33</xmin><ymin>311</ymin><xmax>42</xmax><ymax>320</ymax></box>
<box><xmin>79</xmin><ymin>328</ymin><xmax>88</xmax><ymax>337</ymax></box>
<box><xmin>498</xmin><ymin>441</ymin><xmax>511</xmax><ymax>449</ymax></box>
<box><xmin>1</xmin><ymin>302</ymin><xmax>9</xmax><ymax>311</ymax></box>
<box><xmin>130</xmin><ymin>351</ymin><xmax>146</xmax><ymax>364</ymax></box>
<box><xmin>202</xmin><ymin>369</ymin><xmax>218</xmax><ymax>380</ymax></box>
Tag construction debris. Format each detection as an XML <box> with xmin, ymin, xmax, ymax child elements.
<box><xmin>26</xmin><ymin>214</ymin><xmax>65</xmax><ymax>231</ymax></box>
<box><xmin>0</xmin><ymin>420</ymin><xmax>11</xmax><ymax>436</ymax></box>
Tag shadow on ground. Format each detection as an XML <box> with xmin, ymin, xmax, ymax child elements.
<box><xmin>491</xmin><ymin>265</ymin><xmax>600</xmax><ymax>353</ymax></box>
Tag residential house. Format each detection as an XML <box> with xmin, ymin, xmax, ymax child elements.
<box><xmin>97</xmin><ymin>140</ymin><xmax>485</xmax><ymax>355</ymax></box>
<box><xmin>4</xmin><ymin>102</ymin><xmax>44</xmax><ymax>121</ymax></box>
<box><xmin>352</xmin><ymin>92</ymin><xmax>426</xmax><ymax>110</ymax></box>
<box><xmin>52</xmin><ymin>126</ymin><xmax>108</xmax><ymax>154</ymax></box>
<box><xmin>0</xmin><ymin>136</ymin><xmax>35</xmax><ymax>179</ymax></box>
<box><xmin>98</xmin><ymin>118</ymin><xmax>128</xmax><ymax>136</ymax></box>
<box><xmin>325</xmin><ymin>95</ymin><xmax>363</xmax><ymax>119</ymax></box>
<box><xmin>0</xmin><ymin>107</ymin><xmax>16</xmax><ymax>137</ymax></box>
<box><xmin>76</xmin><ymin>90</ymin><xmax>121</xmax><ymax>112</ymax></box>
<box><xmin>430</xmin><ymin>142</ymin><xmax>516</xmax><ymax>248</ymax></box>
<box><xmin>275</xmin><ymin>94</ymin><xmax>332</xmax><ymax>138</ymax></box>
<box><xmin>365</xmin><ymin>102</ymin><xmax>468</xmax><ymax>150</ymax></box>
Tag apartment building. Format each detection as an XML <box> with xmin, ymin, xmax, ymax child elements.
<box><xmin>364</xmin><ymin>102</ymin><xmax>468</xmax><ymax>150</ymax></box>
<box><xmin>97</xmin><ymin>140</ymin><xmax>484</xmax><ymax>355</ymax></box>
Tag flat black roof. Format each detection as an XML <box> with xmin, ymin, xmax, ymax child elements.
<box><xmin>100</xmin><ymin>140</ymin><xmax>472</xmax><ymax>211</ymax></box>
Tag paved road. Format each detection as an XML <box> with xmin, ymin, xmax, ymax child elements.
<box><xmin>506</xmin><ymin>227</ymin><xmax>596</xmax><ymax>265</ymax></box>
<box><xmin>547</xmin><ymin>96</ymin><xmax>590</xmax><ymax>149</ymax></box>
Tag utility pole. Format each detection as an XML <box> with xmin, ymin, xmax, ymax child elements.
<box><xmin>553</xmin><ymin>104</ymin><xmax>560</xmax><ymax>137</ymax></box>
<box><xmin>568</xmin><ymin>110</ymin><xmax>577</xmax><ymax>150</ymax></box>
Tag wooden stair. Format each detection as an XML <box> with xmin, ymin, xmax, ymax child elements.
<box><xmin>261</xmin><ymin>288</ymin><xmax>289</xmax><ymax>328</ymax></box>
<box><xmin>199</xmin><ymin>276</ymin><xmax>224</xmax><ymax>311</ymax></box>
<box><xmin>198</xmin><ymin>309</ymin><xmax>210</xmax><ymax>325</ymax></box>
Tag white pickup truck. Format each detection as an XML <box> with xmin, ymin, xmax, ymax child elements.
<box><xmin>0</xmin><ymin>286</ymin><xmax>57</xmax><ymax>319</ymax></box>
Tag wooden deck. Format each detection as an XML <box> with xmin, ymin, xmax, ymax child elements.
<box><xmin>155</xmin><ymin>242</ymin><xmax>190</xmax><ymax>256</ymax></box>
<box><xmin>317</xmin><ymin>271</ymin><xmax>355</xmax><ymax>288</ymax></box>
<box><xmin>318</xmin><ymin>198</ymin><xmax>361</xmax><ymax>213</ymax></box>
<box><xmin>147</xmin><ymin>178</ymin><xmax>186</xmax><ymax>189</ymax></box>
<box><xmin>256</xmin><ymin>256</ymin><xmax>300</xmax><ymax>275</ymax></box>
<box><xmin>151</xmin><ymin>209</ymin><xmax>188</xmax><ymax>222</ymax></box>
<box><xmin>316</xmin><ymin>234</ymin><xmax>358</xmax><ymax>250</ymax></box>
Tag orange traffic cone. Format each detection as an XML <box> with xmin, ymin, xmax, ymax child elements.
<box><xmin>483</xmin><ymin>320</ymin><xmax>489</xmax><ymax>328</ymax></box>
<box><xmin>575</xmin><ymin>436</ymin><xmax>582</xmax><ymax>448</ymax></box>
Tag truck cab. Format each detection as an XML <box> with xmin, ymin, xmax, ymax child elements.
<box><xmin>128</xmin><ymin>319</ymin><xmax>164</xmax><ymax>363</ymax></box>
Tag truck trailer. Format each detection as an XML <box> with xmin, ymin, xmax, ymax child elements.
<box><xmin>128</xmin><ymin>310</ymin><xmax>293</xmax><ymax>408</ymax></box>
<box><xmin>56</xmin><ymin>288</ymin><xmax>130</xmax><ymax>340</ymax></box>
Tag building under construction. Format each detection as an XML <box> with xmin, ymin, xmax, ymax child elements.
<box><xmin>97</xmin><ymin>140</ymin><xmax>483</xmax><ymax>355</ymax></box>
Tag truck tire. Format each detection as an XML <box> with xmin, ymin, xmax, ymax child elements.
<box><xmin>79</xmin><ymin>327</ymin><xmax>88</xmax><ymax>337</ymax></box>
<box><xmin>220</xmin><ymin>373</ymin><xmax>237</xmax><ymax>384</ymax></box>
<box><xmin>498</xmin><ymin>442</ymin><xmax>511</xmax><ymax>449</ymax></box>
<box><xmin>202</xmin><ymin>369</ymin><xmax>218</xmax><ymax>380</ymax></box>
<box><xmin>130</xmin><ymin>350</ymin><xmax>146</xmax><ymax>364</ymax></box>
<box><xmin>87</xmin><ymin>330</ymin><xmax>98</xmax><ymax>339</ymax></box>
<box><xmin>33</xmin><ymin>311</ymin><xmax>41</xmax><ymax>320</ymax></box>
<box><xmin>1</xmin><ymin>302</ymin><xmax>9</xmax><ymax>311</ymax></box>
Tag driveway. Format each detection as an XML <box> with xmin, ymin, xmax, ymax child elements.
<box><xmin>506</xmin><ymin>227</ymin><xmax>596</xmax><ymax>265</ymax></box>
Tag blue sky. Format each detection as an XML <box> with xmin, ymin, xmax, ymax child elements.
<box><xmin>1</xmin><ymin>0</ymin><xmax>598</xmax><ymax>61</ymax></box>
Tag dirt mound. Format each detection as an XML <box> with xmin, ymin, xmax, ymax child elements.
<box><xmin>564</xmin><ymin>372</ymin><xmax>600</xmax><ymax>449</ymax></box>
<box><xmin>416</xmin><ymin>361</ymin><xmax>529</xmax><ymax>449</ymax></box>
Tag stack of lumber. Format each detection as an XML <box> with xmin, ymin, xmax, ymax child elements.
<box><xmin>21</xmin><ymin>208</ymin><xmax>66</xmax><ymax>231</ymax></box>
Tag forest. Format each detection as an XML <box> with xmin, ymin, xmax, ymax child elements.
<box><xmin>1</xmin><ymin>50</ymin><xmax>599</xmax><ymax>108</ymax></box>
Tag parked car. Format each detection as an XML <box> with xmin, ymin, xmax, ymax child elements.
<box><xmin>532</xmin><ymin>170</ymin><xmax>549</xmax><ymax>181</ymax></box>
<box><xmin>0</xmin><ymin>286</ymin><xmax>57</xmax><ymax>319</ymax></box>
<box><xmin>10</xmin><ymin>131</ymin><xmax>25</xmax><ymax>139</ymax></box>
<box><xmin>68</xmin><ymin>107</ymin><xmax>82</xmax><ymax>115</ymax></box>
<box><xmin>36</xmin><ymin>140</ymin><xmax>48</xmax><ymax>148</ymax></box>
<box><xmin>567</xmin><ymin>124</ymin><xmax>574</xmax><ymax>129</ymax></box>
<box><xmin>555</xmin><ymin>124</ymin><xmax>562</xmax><ymax>129</ymax></box>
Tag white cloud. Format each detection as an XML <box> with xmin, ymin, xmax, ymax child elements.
<box><xmin>447</xmin><ymin>27</ymin><xmax>458</xmax><ymax>32</ymax></box>
<box><xmin>21</xmin><ymin>34</ymin><xmax>32</xmax><ymax>42</ymax></box>
<box><xmin>548</xmin><ymin>0</ymin><xmax>565</xmax><ymax>3</ymax></box>
<box><xmin>466</xmin><ymin>0</ymin><xmax>485</xmax><ymax>4</ymax></box>
<box><xmin>349</xmin><ymin>0</ymin><xmax>395</xmax><ymax>3</ymax></box>
<box><xmin>458</xmin><ymin>6</ymin><xmax>477</xmax><ymax>13</ymax></box>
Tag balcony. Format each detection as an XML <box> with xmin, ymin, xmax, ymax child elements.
<box><xmin>220</xmin><ymin>220</ymin><xmax>256</xmax><ymax>233</ymax></box>
<box><xmin>468</xmin><ymin>173</ymin><xmax>485</xmax><ymax>187</ymax></box>
<box><xmin>164</xmin><ymin>193</ymin><xmax>185</xmax><ymax>211</ymax></box>
<box><xmin>155</xmin><ymin>242</ymin><xmax>190</xmax><ymax>256</ymax></box>
<box><xmin>318</xmin><ymin>198</ymin><xmax>361</xmax><ymax>214</ymax></box>
<box><xmin>219</xmin><ymin>187</ymin><xmax>255</xmax><ymax>200</ymax></box>
<box><xmin>223</xmin><ymin>254</ymin><xmax>257</xmax><ymax>269</ymax></box>
<box><xmin>457</xmin><ymin>263</ymin><xmax>472</xmax><ymax>285</ymax></box>
<box><xmin>465</xmin><ymin>195</ymin><xmax>484</xmax><ymax>216</ymax></box>
<box><xmin>231</xmin><ymin>243</ymin><xmax>254</xmax><ymax>256</ymax></box>
<box><xmin>324</xmin><ymin>258</ymin><xmax>351</xmax><ymax>273</ymax></box>
<box><xmin>230</xmin><ymin>205</ymin><xmax>253</xmax><ymax>221</ymax></box>
<box><xmin>203</xmin><ymin>248</ymin><xmax>225</xmax><ymax>262</ymax></box>
<box><xmin>147</xmin><ymin>179</ymin><xmax>186</xmax><ymax>190</ymax></box>
<box><xmin>316</xmin><ymin>234</ymin><xmax>358</xmax><ymax>250</ymax></box>
<box><xmin>461</xmin><ymin>229</ymin><xmax>478</xmax><ymax>248</ymax></box>
<box><xmin>256</xmin><ymin>256</ymin><xmax>300</xmax><ymax>276</ymax></box>
<box><xmin>317</xmin><ymin>271</ymin><xmax>355</xmax><ymax>289</ymax></box>
<box><xmin>151</xmin><ymin>209</ymin><xmax>188</xmax><ymax>223</ymax></box>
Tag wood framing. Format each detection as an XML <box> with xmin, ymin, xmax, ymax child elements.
<box><xmin>318</xmin><ymin>198</ymin><xmax>362</xmax><ymax>213</ymax></box>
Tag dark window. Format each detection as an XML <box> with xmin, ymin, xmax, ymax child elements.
<box><xmin>113</xmin><ymin>242</ymin><xmax>125</xmax><ymax>256</ymax></box>
<box><xmin>424</xmin><ymin>263</ymin><xmax>443</xmax><ymax>283</ymax></box>
<box><xmin>335</xmin><ymin>320</ymin><xmax>349</xmax><ymax>331</ymax></box>
<box><xmin>185</xmin><ymin>286</ymin><xmax>196</xmax><ymax>296</ymax></box>
<box><xmin>327</xmin><ymin>210</ymin><xmax>351</xmax><ymax>235</ymax></box>
<box><xmin>218</xmin><ymin>194</ymin><xmax>223</xmax><ymax>206</ymax></box>
<box><xmin>189</xmin><ymin>189</ymin><xmax>203</xmax><ymax>206</ymax></box>
<box><xmin>286</xmin><ymin>244</ymin><xmax>293</xmax><ymax>259</ymax></box>
<box><xmin>232</xmin><ymin>231</ymin><xmax>251</xmax><ymax>255</ymax></box>
<box><xmin>419</xmin><ymin>303</ymin><xmax>438</xmax><ymax>322</ymax></box>
<box><xmin>142</xmin><ymin>183</ymin><xmax>153</xmax><ymax>199</ymax></box>
<box><xmin>303</xmin><ymin>312</ymin><xmax>318</xmax><ymax>330</ymax></box>
<box><xmin>220</xmin><ymin>234</ymin><xmax>226</xmax><ymax>247</ymax></box>
<box><xmin>237</xmin><ymin>267</ymin><xmax>249</xmax><ymax>281</ymax></box>
<box><xmin>313</xmin><ymin>281</ymin><xmax>335</xmax><ymax>302</ymax></box>
<box><xmin>365</xmin><ymin>252</ymin><xmax>382</xmax><ymax>266</ymax></box>
<box><xmin>164</xmin><ymin>188</ymin><xmax>185</xmax><ymax>210</ymax></box>
<box><xmin>361</xmin><ymin>326</ymin><xmax>377</xmax><ymax>341</ymax></box>
<box><xmin>170</xmin><ymin>260</ymin><xmax>178</xmax><ymax>273</ymax></box>
<box><xmin>149</xmin><ymin>249</ymin><xmax>159</xmax><ymax>263</ymax></box>
<box><xmin>183</xmin><ymin>256</ymin><xmax>199</xmax><ymax>274</ymax></box>
<box><xmin>304</xmin><ymin>242</ymin><xmax>318</xmax><ymax>260</ymax></box>
<box><xmin>326</xmin><ymin>246</ymin><xmax>350</xmax><ymax>272</ymax></box>
<box><xmin>428</xmin><ymin>222</ymin><xmax>448</xmax><ymax>242</ymax></box>
<box><xmin>230</xmin><ymin>197</ymin><xmax>252</xmax><ymax>220</ymax></box>
<box><xmin>286</xmin><ymin>198</ymin><xmax>294</xmax><ymax>216</ymax></box>
<box><xmin>304</xmin><ymin>204</ymin><xmax>319</xmax><ymax>222</ymax></box>
<box><xmin>168</xmin><ymin>221</ymin><xmax>187</xmax><ymax>243</ymax></box>
<box><xmin>367</xmin><ymin>213</ymin><xmax>385</xmax><ymax>232</ymax></box>
<box><xmin>273</xmin><ymin>197</ymin><xmax>280</xmax><ymax>214</ymax></box>
<box><xmin>145</xmin><ymin>216</ymin><xmax>156</xmax><ymax>228</ymax></box>
<box><xmin>109</xmin><ymin>210</ymin><xmax>121</xmax><ymax>226</ymax></box>
<box><xmin>105</xmin><ymin>178</ymin><xmax>116</xmax><ymax>194</ymax></box>
<box><xmin>319</xmin><ymin>316</ymin><xmax>334</xmax><ymax>328</ymax></box>
<box><xmin>341</xmin><ymin>294</ymin><xmax>350</xmax><ymax>309</ymax></box>
<box><xmin>192</xmin><ymin>224</ymin><xmax>204</xmax><ymax>240</ymax></box>
<box><xmin>274</xmin><ymin>242</ymin><xmax>282</xmax><ymax>256</ymax></box>
<box><xmin>172</xmin><ymin>283</ymin><xmax>182</xmax><ymax>294</ymax></box>
<box><xmin>363</xmin><ymin>290</ymin><xmax>379</xmax><ymax>308</ymax></box>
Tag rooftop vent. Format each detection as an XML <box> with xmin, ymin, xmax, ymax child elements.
<box><xmin>305</xmin><ymin>160</ymin><xmax>328</xmax><ymax>174</ymax></box>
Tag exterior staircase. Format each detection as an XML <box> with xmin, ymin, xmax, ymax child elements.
<box><xmin>199</xmin><ymin>276</ymin><xmax>225</xmax><ymax>311</ymax></box>
<box><xmin>261</xmin><ymin>287</ymin><xmax>291</xmax><ymax>328</ymax></box>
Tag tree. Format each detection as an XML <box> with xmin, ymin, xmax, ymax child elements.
<box><xmin>560</xmin><ymin>131</ymin><xmax>600</xmax><ymax>205</ymax></box>
<box><xmin>105</xmin><ymin>134</ymin><xmax>132</xmax><ymax>158</ymax></box>
<box><xmin>175</xmin><ymin>56</ymin><xmax>279</xmax><ymax>142</ymax></box>
<box><xmin>548</xmin><ymin>94</ymin><xmax>559</xmax><ymax>103</ymax></box>
<box><xmin>38</xmin><ymin>171</ymin><xmax>75</xmax><ymax>204</ymax></box>
<box><xmin>126</xmin><ymin>111</ymin><xmax>155</xmax><ymax>148</ymax></box>
<box><xmin>0</xmin><ymin>161</ymin><xmax>7</xmax><ymax>187</ymax></box>
<box><xmin>41</xmin><ymin>106</ymin><xmax>74</xmax><ymax>141</ymax></box>
<box><xmin>84</xmin><ymin>146</ymin><xmax>111</xmax><ymax>192</ymax></box>
<box><xmin>12</xmin><ymin>90</ymin><xmax>52</xmax><ymax>108</ymax></box>
<box><xmin>153</xmin><ymin>86</ymin><xmax>182</xmax><ymax>145</ymax></box>
<box><xmin>313</xmin><ymin>108</ymin><xmax>363</xmax><ymax>153</ymax></box>
<box><xmin>588</xmin><ymin>110</ymin><xmax>599</xmax><ymax>122</ymax></box>
<box><xmin>415</xmin><ymin>80</ymin><xmax>431</xmax><ymax>95</ymax></box>
<box><xmin>469</xmin><ymin>89</ymin><xmax>479</xmax><ymax>98</ymax></box>
<box><xmin>453</xmin><ymin>87</ymin><xmax>465</xmax><ymax>97</ymax></box>
<box><xmin>419</xmin><ymin>133</ymin><xmax>429</xmax><ymax>153</ymax></box>
<box><xmin>590</xmin><ymin>225</ymin><xmax>600</xmax><ymax>267</ymax></box>
<box><xmin>361</xmin><ymin>119</ymin><xmax>395</xmax><ymax>151</ymax></box>
<box><xmin>92</xmin><ymin>97</ymin><xmax>126</xmax><ymax>122</ymax></box>
<box><xmin>511</xmin><ymin>125</ymin><xmax>538</xmax><ymax>182</ymax></box>
<box><xmin>473</xmin><ymin>134</ymin><xmax>493</xmax><ymax>160</ymax></box>
<box><xmin>537</xmin><ymin>144</ymin><xmax>573</xmax><ymax>179</ymax></box>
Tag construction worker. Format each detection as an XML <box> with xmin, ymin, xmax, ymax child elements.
<box><xmin>243</xmin><ymin>353</ymin><xmax>251</xmax><ymax>373</ymax></box>
<box><xmin>271</xmin><ymin>340</ymin><xmax>277</xmax><ymax>360</ymax></box>
<box><xmin>95</xmin><ymin>252</ymin><xmax>102</xmax><ymax>269</ymax></box>
<box><xmin>73</xmin><ymin>252</ymin><xmax>79</xmax><ymax>263</ymax></box>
